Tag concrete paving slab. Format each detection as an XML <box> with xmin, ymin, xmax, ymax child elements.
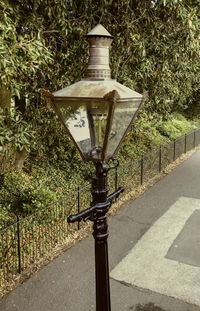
<box><xmin>166</xmin><ymin>209</ymin><xmax>200</xmax><ymax>267</ymax></box>
<box><xmin>111</xmin><ymin>196</ymin><xmax>200</xmax><ymax>307</ymax></box>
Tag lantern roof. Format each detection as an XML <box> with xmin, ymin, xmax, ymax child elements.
<box><xmin>53</xmin><ymin>80</ymin><xmax>142</xmax><ymax>99</ymax></box>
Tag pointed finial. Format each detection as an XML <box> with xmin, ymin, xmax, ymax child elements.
<box><xmin>87</xmin><ymin>24</ymin><xmax>113</xmax><ymax>38</ymax></box>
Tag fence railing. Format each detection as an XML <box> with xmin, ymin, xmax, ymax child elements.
<box><xmin>1</xmin><ymin>128</ymin><xmax>200</xmax><ymax>290</ymax></box>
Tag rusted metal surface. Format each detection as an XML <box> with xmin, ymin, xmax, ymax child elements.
<box><xmin>52</xmin><ymin>80</ymin><xmax>143</xmax><ymax>99</ymax></box>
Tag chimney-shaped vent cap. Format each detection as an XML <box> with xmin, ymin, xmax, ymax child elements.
<box><xmin>85</xmin><ymin>24</ymin><xmax>113</xmax><ymax>80</ymax></box>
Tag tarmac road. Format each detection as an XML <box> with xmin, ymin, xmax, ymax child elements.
<box><xmin>1</xmin><ymin>150</ymin><xmax>200</xmax><ymax>311</ymax></box>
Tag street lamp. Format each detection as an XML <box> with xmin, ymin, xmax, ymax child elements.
<box><xmin>43</xmin><ymin>24</ymin><xmax>146</xmax><ymax>311</ymax></box>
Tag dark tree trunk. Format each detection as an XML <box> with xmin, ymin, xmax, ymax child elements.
<box><xmin>14</xmin><ymin>96</ymin><xmax>26</xmax><ymax>114</ymax></box>
<box><xmin>0</xmin><ymin>87</ymin><xmax>11</xmax><ymax>113</ymax></box>
<box><xmin>15</xmin><ymin>148</ymin><xmax>29</xmax><ymax>172</ymax></box>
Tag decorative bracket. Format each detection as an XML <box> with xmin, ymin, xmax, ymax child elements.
<box><xmin>67</xmin><ymin>186</ymin><xmax>124</xmax><ymax>224</ymax></box>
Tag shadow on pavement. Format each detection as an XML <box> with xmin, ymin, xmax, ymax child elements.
<box><xmin>133</xmin><ymin>302</ymin><xmax>166</xmax><ymax>311</ymax></box>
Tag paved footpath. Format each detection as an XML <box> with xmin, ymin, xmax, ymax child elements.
<box><xmin>1</xmin><ymin>151</ymin><xmax>200</xmax><ymax>311</ymax></box>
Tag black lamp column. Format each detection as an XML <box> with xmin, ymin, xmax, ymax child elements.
<box><xmin>92</xmin><ymin>162</ymin><xmax>111</xmax><ymax>311</ymax></box>
<box><xmin>67</xmin><ymin>161</ymin><xmax>124</xmax><ymax>311</ymax></box>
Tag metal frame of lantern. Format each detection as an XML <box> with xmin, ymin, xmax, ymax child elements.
<box><xmin>43</xmin><ymin>89</ymin><xmax>146</xmax><ymax>162</ymax></box>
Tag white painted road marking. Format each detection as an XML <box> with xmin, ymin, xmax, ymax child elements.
<box><xmin>110</xmin><ymin>197</ymin><xmax>200</xmax><ymax>307</ymax></box>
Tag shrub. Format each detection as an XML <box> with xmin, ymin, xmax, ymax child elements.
<box><xmin>0</xmin><ymin>170</ymin><xmax>57</xmax><ymax>221</ymax></box>
<box><xmin>156</xmin><ymin>113</ymin><xmax>196</xmax><ymax>140</ymax></box>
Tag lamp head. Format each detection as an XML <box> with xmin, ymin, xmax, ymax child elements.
<box><xmin>43</xmin><ymin>25</ymin><xmax>146</xmax><ymax>162</ymax></box>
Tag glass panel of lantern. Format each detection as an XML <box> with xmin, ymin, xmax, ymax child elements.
<box><xmin>106</xmin><ymin>99</ymin><xmax>142</xmax><ymax>159</ymax></box>
<box><xmin>54</xmin><ymin>99</ymin><xmax>110</xmax><ymax>160</ymax></box>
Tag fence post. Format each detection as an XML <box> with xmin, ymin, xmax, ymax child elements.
<box><xmin>16</xmin><ymin>216</ymin><xmax>21</xmax><ymax>274</ymax></box>
<box><xmin>141</xmin><ymin>155</ymin><xmax>144</xmax><ymax>185</ymax></box>
<box><xmin>159</xmin><ymin>145</ymin><xmax>162</xmax><ymax>173</ymax></box>
<box><xmin>173</xmin><ymin>140</ymin><xmax>176</xmax><ymax>161</ymax></box>
<box><xmin>184</xmin><ymin>133</ymin><xmax>187</xmax><ymax>153</ymax></box>
<box><xmin>77</xmin><ymin>187</ymin><xmax>80</xmax><ymax>230</ymax></box>
<box><xmin>194</xmin><ymin>131</ymin><xmax>196</xmax><ymax>148</ymax></box>
<box><xmin>115</xmin><ymin>166</ymin><xmax>118</xmax><ymax>202</ymax></box>
<box><xmin>115</xmin><ymin>166</ymin><xmax>118</xmax><ymax>191</ymax></box>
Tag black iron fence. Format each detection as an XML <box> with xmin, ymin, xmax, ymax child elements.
<box><xmin>1</xmin><ymin>128</ymin><xmax>200</xmax><ymax>290</ymax></box>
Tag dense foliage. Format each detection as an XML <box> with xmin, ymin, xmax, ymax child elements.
<box><xmin>0</xmin><ymin>0</ymin><xmax>199</xmax><ymax>224</ymax></box>
<box><xmin>1</xmin><ymin>0</ymin><xmax>199</xmax><ymax>109</ymax></box>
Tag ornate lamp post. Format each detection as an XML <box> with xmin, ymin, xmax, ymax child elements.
<box><xmin>43</xmin><ymin>24</ymin><xmax>146</xmax><ymax>311</ymax></box>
